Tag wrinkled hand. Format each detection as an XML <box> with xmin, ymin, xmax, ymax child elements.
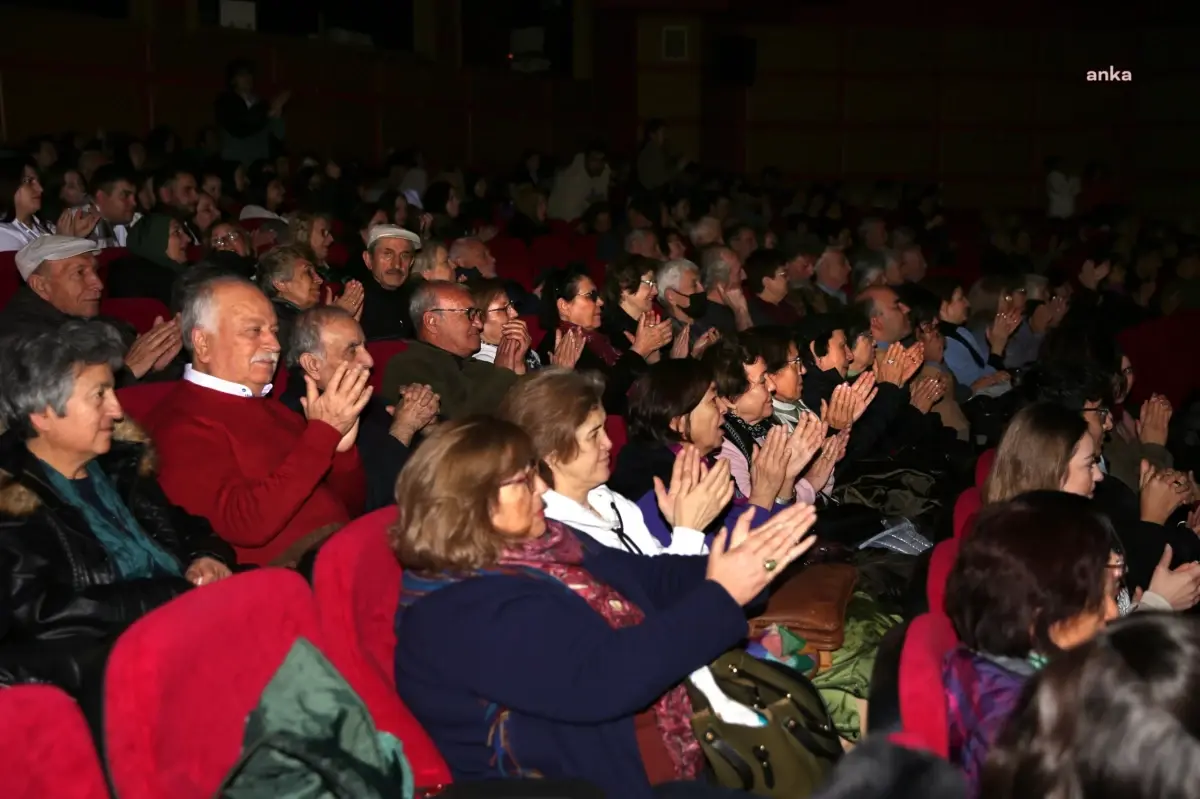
<box><xmin>1189</xmin><ymin>503</ymin><xmax>1200</xmax><ymax>535</ymax></box>
<box><xmin>653</xmin><ymin>444</ymin><xmax>734</xmax><ymax>531</ymax></box>
<box><xmin>185</xmin><ymin>557</ymin><xmax>233</xmax><ymax>587</ymax></box>
<box><xmin>706</xmin><ymin>505</ymin><xmax>818</xmax><ymax>606</ymax></box>
<box><xmin>1140</xmin><ymin>460</ymin><xmax>1191</xmax><ymax>525</ymax></box>
<box><xmin>909</xmin><ymin>375</ymin><xmax>943</xmax><ymax>414</ymax></box>
<box><xmin>803</xmin><ymin>429</ymin><xmax>848</xmax><ymax>492</ymax></box>
<box><xmin>125</xmin><ymin>317</ymin><xmax>183</xmax><ymax>378</ymax></box>
<box><xmin>494</xmin><ymin>333</ymin><xmax>526</xmax><ymax>374</ymax></box>
<box><xmin>57</xmin><ymin>207</ymin><xmax>101</xmax><ymax>238</ymax></box>
<box><xmin>986</xmin><ymin>311</ymin><xmax>1022</xmax><ymax>352</ymax></box>
<box><xmin>387</xmin><ymin>384</ymin><xmax>439</xmax><ymax>445</ymax></box>
<box><xmin>900</xmin><ymin>342</ymin><xmax>925</xmax><ymax>384</ymax></box>
<box><xmin>669</xmin><ymin>325</ymin><xmax>690</xmax><ymax>359</ymax></box>
<box><xmin>873</xmin><ymin>343</ymin><xmax>907</xmax><ymax>386</ymax></box>
<box><xmin>626</xmin><ymin>310</ymin><xmax>672</xmax><ymax>358</ymax></box>
<box><xmin>717</xmin><ymin>284</ymin><xmax>750</xmax><ymax>313</ymax></box>
<box><xmin>301</xmin><ymin>363</ymin><xmax>372</xmax><ymax>439</ymax></box>
<box><xmin>782</xmin><ymin>412</ymin><xmax>827</xmax><ymax>485</ymax></box>
<box><xmin>1137</xmin><ymin>394</ymin><xmax>1172</xmax><ymax>447</ymax></box>
<box><xmin>1146</xmin><ymin>544</ymin><xmax>1200</xmax><ymax>611</ymax></box>
<box><xmin>330</xmin><ymin>280</ymin><xmax>365</xmax><ymax>321</ymax></box>
<box><xmin>849</xmin><ymin>371</ymin><xmax>878</xmax><ymax>421</ymax></box>
<box><xmin>747</xmin><ymin>425</ymin><xmax>792</xmax><ymax>509</ymax></box>
<box><xmin>820</xmin><ymin>384</ymin><xmax>857</xmax><ymax>431</ymax></box>
<box><xmin>691</xmin><ymin>328</ymin><xmax>721</xmax><ymax>358</ymax></box>
<box><xmin>550</xmin><ymin>327</ymin><xmax>586</xmax><ymax>368</ymax></box>
<box><xmin>269</xmin><ymin>90</ymin><xmax>292</xmax><ymax>116</ymax></box>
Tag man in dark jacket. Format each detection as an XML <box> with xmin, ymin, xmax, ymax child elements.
<box><xmin>0</xmin><ymin>236</ymin><xmax>181</xmax><ymax>384</ymax></box>
<box><xmin>352</xmin><ymin>224</ymin><xmax>421</xmax><ymax>341</ymax></box>
<box><xmin>281</xmin><ymin>306</ymin><xmax>439</xmax><ymax>512</ymax></box>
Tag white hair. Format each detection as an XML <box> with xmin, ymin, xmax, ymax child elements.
<box><xmin>656</xmin><ymin>258</ymin><xmax>699</xmax><ymax>300</ymax></box>
<box><xmin>687</xmin><ymin>216</ymin><xmax>720</xmax><ymax>247</ymax></box>
<box><xmin>179</xmin><ymin>274</ymin><xmax>258</xmax><ymax>352</ymax></box>
<box><xmin>447</xmin><ymin>237</ymin><xmax>481</xmax><ymax>263</ymax></box>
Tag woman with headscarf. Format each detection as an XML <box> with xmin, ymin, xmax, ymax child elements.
<box><xmin>105</xmin><ymin>213</ymin><xmax>192</xmax><ymax>307</ymax></box>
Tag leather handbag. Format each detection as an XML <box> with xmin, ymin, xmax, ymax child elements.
<box><xmin>749</xmin><ymin>563</ymin><xmax>858</xmax><ymax>651</ymax></box>
<box><xmin>687</xmin><ymin>651</ymin><xmax>843</xmax><ymax>797</ymax></box>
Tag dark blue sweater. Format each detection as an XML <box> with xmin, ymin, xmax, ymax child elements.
<box><xmin>393</xmin><ymin>539</ymin><xmax>749</xmax><ymax>798</ymax></box>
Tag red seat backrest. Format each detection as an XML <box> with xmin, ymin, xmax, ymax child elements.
<box><xmin>953</xmin><ymin>488</ymin><xmax>982</xmax><ymax>538</ymax></box>
<box><xmin>489</xmin><ymin>237</ymin><xmax>533</xmax><ymax>290</ymax></box>
<box><xmin>366</xmin><ymin>340</ymin><xmax>410</xmax><ymax>394</ymax></box>
<box><xmin>605</xmin><ymin>414</ymin><xmax>628</xmax><ymax>467</ymax></box>
<box><xmin>1118</xmin><ymin>310</ymin><xmax>1200</xmax><ymax>409</ymax></box>
<box><xmin>116</xmin><ymin>380</ymin><xmax>182</xmax><ymax>428</ymax></box>
<box><xmin>927</xmin><ymin>538</ymin><xmax>962</xmax><ymax>614</ymax></box>
<box><xmin>0</xmin><ymin>685</ymin><xmax>110</xmax><ymax>799</ymax></box>
<box><xmin>897</xmin><ymin>613</ymin><xmax>959</xmax><ymax>757</ymax></box>
<box><xmin>975</xmin><ymin>449</ymin><xmax>996</xmax><ymax>489</ymax></box>
<box><xmin>96</xmin><ymin>247</ymin><xmax>128</xmax><ymax>268</ymax></box>
<box><xmin>185</xmin><ymin>244</ymin><xmax>204</xmax><ymax>263</ymax></box>
<box><xmin>100</xmin><ymin>297</ymin><xmax>171</xmax><ymax>334</ymax></box>
<box><xmin>570</xmin><ymin>233</ymin><xmax>599</xmax><ymax>264</ymax></box>
<box><xmin>547</xmin><ymin>219</ymin><xmax>575</xmax><ymax>237</ymax></box>
<box><xmin>0</xmin><ymin>251</ymin><xmax>20</xmax><ymax>311</ymax></box>
<box><xmin>519</xmin><ymin>314</ymin><xmax>546</xmax><ymax>350</ymax></box>
<box><xmin>104</xmin><ymin>569</ymin><xmax>326</xmax><ymax>799</ymax></box>
<box><xmin>530</xmin><ymin>234</ymin><xmax>575</xmax><ymax>273</ymax></box>
<box><xmin>313</xmin><ymin>507</ymin><xmax>453</xmax><ymax>789</ymax></box>
<box><xmin>326</xmin><ymin>241</ymin><xmax>350</xmax><ymax>268</ymax></box>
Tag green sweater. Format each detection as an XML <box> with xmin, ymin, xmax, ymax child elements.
<box><xmin>381</xmin><ymin>340</ymin><xmax>519</xmax><ymax>421</ymax></box>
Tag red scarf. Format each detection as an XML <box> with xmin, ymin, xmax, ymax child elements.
<box><xmin>499</xmin><ymin>521</ymin><xmax>702</xmax><ymax>781</ymax></box>
<box><xmin>559</xmin><ymin>322</ymin><xmax>622</xmax><ymax>367</ymax></box>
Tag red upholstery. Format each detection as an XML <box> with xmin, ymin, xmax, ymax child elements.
<box><xmin>547</xmin><ymin>219</ymin><xmax>576</xmax><ymax>237</ymax></box>
<box><xmin>116</xmin><ymin>380</ymin><xmax>182</xmax><ymax>427</ymax></box>
<box><xmin>326</xmin><ymin>241</ymin><xmax>349</xmax><ymax>268</ymax></box>
<box><xmin>570</xmin><ymin>233</ymin><xmax>599</xmax><ymax>264</ymax></box>
<box><xmin>96</xmin><ymin>247</ymin><xmax>128</xmax><ymax>267</ymax></box>
<box><xmin>185</xmin><ymin>244</ymin><xmax>204</xmax><ymax>263</ymax></box>
<box><xmin>100</xmin><ymin>297</ymin><xmax>171</xmax><ymax>334</ymax></box>
<box><xmin>952</xmin><ymin>488</ymin><xmax>981</xmax><ymax>538</ymax></box>
<box><xmin>1118</xmin><ymin>310</ymin><xmax>1200</xmax><ymax>409</ymax></box>
<box><xmin>897</xmin><ymin>613</ymin><xmax>959</xmax><ymax>757</ymax></box>
<box><xmin>605</xmin><ymin>414</ymin><xmax>628</xmax><ymax>467</ymax></box>
<box><xmin>519</xmin><ymin>314</ymin><xmax>546</xmax><ymax>350</ymax></box>
<box><xmin>489</xmin><ymin>237</ymin><xmax>533</xmax><ymax>290</ymax></box>
<box><xmin>0</xmin><ymin>251</ymin><xmax>20</xmax><ymax>310</ymax></box>
<box><xmin>530</xmin><ymin>234</ymin><xmax>574</xmax><ymax>273</ymax></box>
<box><xmin>105</xmin><ymin>569</ymin><xmax>326</xmax><ymax>799</ymax></box>
<box><xmin>975</xmin><ymin>449</ymin><xmax>996</xmax><ymax>489</ymax></box>
<box><xmin>365</xmin><ymin>340</ymin><xmax>409</xmax><ymax>393</ymax></box>
<box><xmin>927</xmin><ymin>538</ymin><xmax>961</xmax><ymax>614</ymax></box>
<box><xmin>313</xmin><ymin>507</ymin><xmax>453</xmax><ymax>789</ymax></box>
<box><xmin>0</xmin><ymin>685</ymin><xmax>110</xmax><ymax>799</ymax></box>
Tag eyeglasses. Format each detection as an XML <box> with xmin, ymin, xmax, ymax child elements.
<box><xmin>432</xmin><ymin>307</ymin><xmax>482</xmax><ymax>322</ymax></box>
<box><xmin>574</xmin><ymin>290</ymin><xmax>601</xmax><ymax>302</ymax></box>
<box><xmin>1081</xmin><ymin>406</ymin><xmax>1112</xmax><ymax>422</ymax></box>
<box><xmin>485</xmin><ymin>303</ymin><xmax>513</xmax><ymax>315</ymax></box>
<box><xmin>640</xmin><ymin>279</ymin><xmax>656</xmax><ymax>288</ymax></box>
<box><xmin>500</xmin><ymin>468</ymin><xmax>539</xmax><ymax>491</ymax></box>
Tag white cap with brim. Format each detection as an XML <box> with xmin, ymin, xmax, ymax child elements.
<box><xmin>366</xmin><ymin>225</ymin><xmax>422</xmax><ymax>251</ymax></box>
<box><xmin>15</xmin><ymin>236</ymin><xmax>102</xmax><ymax>281</ymax></box>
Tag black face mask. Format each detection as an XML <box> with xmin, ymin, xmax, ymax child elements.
<box><xmin>456</xmin><ymin>266</ymin><xmax>483</xmax><ymax>283</ymax></box>
<box><xmin>683</xmin><ymin>291</ymin><xmax>709</xmax><ymax>319</ymax></box>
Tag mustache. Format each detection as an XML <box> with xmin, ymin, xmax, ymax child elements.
<box><xmin>252</xmin><ymin>352</ymin><xmax>279</xmax><ymax>366</ymax></box>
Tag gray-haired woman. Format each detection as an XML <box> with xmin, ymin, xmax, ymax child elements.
<box><xmin>0</xmin><ymin>321</ymin><xmax>235</xmax><ymax>694</ymax></box>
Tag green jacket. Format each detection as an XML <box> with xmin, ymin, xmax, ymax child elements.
<box><xmin>381</xmin><ymin>340</ymin><xmax>519</xmax><ymax>420</ymax></box>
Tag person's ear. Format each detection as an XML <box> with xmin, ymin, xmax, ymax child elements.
<box><xmin>298</xmin><ymin>352</ymin><xmax>322</xmax><ymax>380</ymax></box>
<box><xmin>361</xmin><ymin>250</ymin><xmax>372</xmax><ymax>270</ymax></box>
<box><xmin>271</xmin><ymin>278</ymin><xmax>289</xmax><ymax>296</ymax></box>
<box><xmin>27</xmin><ymin>273</ymin><xmax>51</xmax><ymax>301</ymax></box>
<box><xmin>29</xmin><ymin>409</ymin><xmax>54</xmax><ymax>436</ymax></box>
<box><xmin>556</xmin><ymin>297</ymin><xmax>571</xmax><ymax>318</ymax></box>
<box><xmin>191</xmin><ymin>329</ymin><xmax>211</xmax><ymax>364</ymax></box>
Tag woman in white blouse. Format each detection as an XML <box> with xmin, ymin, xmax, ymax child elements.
<box><xmin>468</xmin><ymin>278</ymin><xmax>542</xmax><ymax>373</ymax></box>
<box><xmin>0</xmin><ymin>158</ymin><xmax>99</xmax><ymax>251</ymax></box>
<box><xmin>498</xmin><ymin>367</ymin><xmax>732</xmax><ymax>556</ymax></box>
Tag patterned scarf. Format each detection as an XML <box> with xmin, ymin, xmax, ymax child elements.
<box><xmin>399</xmin><ymin>521</ymin><xmax>702</xmax><ymax>781</ymax></box>
<box><xmin>559</xmin><ymin>321</ymin><xmax>622</xmax><ymax>367</ymax></box>
<box><xmin>720</xmin><ymin>412</ymin><xmax>777</xmax><ymax>467</ymax></box>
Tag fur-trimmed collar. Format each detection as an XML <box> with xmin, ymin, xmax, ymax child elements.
<box><xmin>0</xmin><ymin>418</ymin><xmax>157</xmax><ymax>517</ymax></box>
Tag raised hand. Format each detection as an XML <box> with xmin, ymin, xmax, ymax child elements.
<box><xmin>873</xmin><ymin>342</ymin><xmax>907</xmax><ymax>386</ymax></box>
<box><xmin>549</xmin><ymin>327</ymin><xmax>586</xmax><ymax>368</ymax></box>
<box><xmin>747</xmin><ymin>425</ymin><xmax>792</xmax><ymax>510</ymax></box>
<box><xmin>909</xmin><ymin>375</ymin><xmax>942</xmax><ymax>414</ymax></box>
<box><xmin>669</xmin><ymin>324</ymin><xmax>691</xmax><ymax>360</ymax></box>
<box><xmin>1137</xmin><ymin>394</ymin><xmax>1172</xmax><ymax>447</ymax></box>
<box><xmin>900</xmin><ymin>342</ymin><xmax>925</xmax><ymax>384</ymax></box>
<box><xmin>803</xmin><ymin>429</ymin><xmax>848</xmax><ymax>492</ymax></box>
<box><xmin>56</xmin><ymin>206</ymin><xmax>101</xmax><ymax>238</ymax></box>
<box><xmin>332</xmin><ymin>280</ymin><xmax>365</xmax><ymax>321</ymax></box>
<box><xmin>849</xmin><ymin>371</ymin><xmax>878</xmax><ymax>421</ymax></box>
<box><xmin>820</xmin><ymin>384</ymin><xmax>856</xmax><ymax>431</ymax></box>
<box><xmin>626</xmin><ymin>310</ymin><xmax>672</xmax><ymax>358</ymax></box>
<box><xmin>706</xmin><ymin>504</ymin><xmax>819</xmax><ymax>606</ymax></box>
<box><xmin>783</xmin><ymin>412</ymin><xmax>827</xmax><ymax>484</ymax></box>
<box><xmin>1140</xmin><ymin>460</ymin><xmax>1191</xmax><ymax>525</ymax></box>
<box><xmin>986</xmin><ymin>310</ymin><xmax>1022</xmax><ymax>354</ymax></box>
<box><xmin>300</xmin><ymin>363</ymin><xmax>372</xmax><ymax>441</ymax></box>
<box><xmin>1146</xmin><ymin>544</ymin><xmax>1200</xmax><ymax>610</ymax></box>
<box><xmin>654</xmin><ymin>446</ymin><xmax>735</xmax><ymax>531</ymax></box>
<box><xmin>691</xmin><ymin>328</ymin><xmax>721</xmax><ymax>358</ymax></box>
<box><xmin>125</xmin><ymin>317</ymin><xmax>183</xmax><ymax>378</ymax></box>
<box><xmin>494</xmin><ymin>333</ymin><xmax>525</xmax><ymax>374</ymax></box>
<box><xmin>387</xmin><ymin>383</ymin><xmax>440</xmax><ymax>445</ymax></box>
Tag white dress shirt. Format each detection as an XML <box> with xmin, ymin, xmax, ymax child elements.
<box><xmin>184</xmin><ymin>363</ymin><xmax>273</xmax><ymax>398</ymax></box>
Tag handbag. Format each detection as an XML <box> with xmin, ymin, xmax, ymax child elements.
<box><xmin>750</xmin><ymin>564</ymin><xmax>858</xmax><ymax>655</ymax></box>
<box><xmin>687</xmin><ymin>651</ymin><xmax>843</xmax><ymax>797</ymax></box>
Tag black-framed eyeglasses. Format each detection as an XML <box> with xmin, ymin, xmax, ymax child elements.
<box><xmin>1081</xmin><ymin>406</ymin><xmax>1112</xmax><ymax>422</ymax></box>
<box><xmin>499</xmin><ymin>467</ymin><xmax>539</xmax><ymax>492</ymax></box>
<box><xmin>485</xmin><ymin>303</ymin><xmax>513</xmax><ymax>316</ymax></box>
<box><xmin>433</xmin><ymin>307</ymin><xmax>482</xmax><ymax>322</ymax></box>
<box><xmin>574</xmin><ymin>290</ymin><xmax>601</xmax><ymax>302</ymax></box>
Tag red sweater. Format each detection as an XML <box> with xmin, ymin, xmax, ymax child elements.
<box><xmin>149</xmin><ymin>381</ymin><xmax>365</xmax><ymax>565</ymax></box>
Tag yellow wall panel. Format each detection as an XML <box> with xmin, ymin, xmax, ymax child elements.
<box><xmin>637</xmin><ymin>15</ymin><xmax>701</xmax><ymax>65</ymax></box>
<box><xmin>940</xmin><ymin>131</ymin><xmax>1035</xmax><ymax>175</ymax></box>
<box><xmin>636</xmin><ymin>72</ymin><xmax>701</xmax><ymax>119</ymax></box>
<box><xmin>746</xmin><ymin>25</ymin><xmax>840</xmax><ymax>72</ymax></box>
<box><xmin>747</xmin><ymin>79</ymin><xmax>839</xmax><ymax>123</ymax></box>
<box><xmin>843</xmin><ymin>77</ymin><xmax>937</xmax><ymax>123</ymax></box>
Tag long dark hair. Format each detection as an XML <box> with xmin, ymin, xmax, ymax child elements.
<box><xmin>983</xmin><ymin>613</ymin><xmax>1200</xmax><ymax>799</ymax></box>
<box><xmin>0</xmin><ymin>157</ymin><xmax>43</xmax><ymax>225</ymax></box>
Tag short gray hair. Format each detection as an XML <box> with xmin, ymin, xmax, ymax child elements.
<box><xmin>698</xmin><ymin>245</ymin><xmax>734</xmax><ymax>288</ymax></box>
<box><xmin>687</xmin><ymin>216</ymin><xmax>719</xmax><ymax>247</ymax></box>
<box><xmin>656</xmin><ymin>258</ymin><xmax>699</xmax><ymax>299</ymax></box>
<box><xmin>624</xmin><ymin>228</ymin><xmax>654</xmax><ymax>251</ymax></box>
<box><xmin>179</xmin><ymin>274</ymin><xmax>259</xmax><ymax>353</ymax></box>
<box><xmin>255</xmin><ymin>245</ymin><xmax>311</xmax><ymax>299</ymax></box>
<box><xmin>408</xmin><ymin>279</ymin><xmax>463</xmax><ymax>337</ymax></box>
<box><xmin>447</xmin><ymin>237</ymin><xmax>480</xmax><ymax>263</ymax></box>
<box><xmin>286</xmin><ymin>305</ymin><xmax>354</xmax><ymax>368</ymax></box>
<box><xmin>0</xmin><ymin>321</ymin><xmax>126</xmax><ymax>440</ymax></box>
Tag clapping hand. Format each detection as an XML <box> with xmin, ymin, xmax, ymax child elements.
<box><xmin>873</xmin><ymin>343</ymin><xmax>907</xmax><ymax>386</ymax></box>
<box><xmin>653</xmin><ymin>444</ymin><xmax>735</xmax><ymax>531</ymax></box>
<box><xmin>387</xmin><ymin>384</ymin><xmax>439</xmax><ymax>445</ymax></box>
<box><xmin>669</xmin><ymin>325</ymin><xmax>690</xmax><ymax>360</ymax></box>
<box><xmin>626</xmin><ymin>310</ymin><xmax>673</xmax><ymax>358</ymax></box>
<box><xmin>1145</xmin><ymin>544</ymin><xmax>1200</xmax><ymax>610</ymax></box>
<box><xmin>56</xmin><ymin>206</ymin><xmax>101</xmax><ymax>238</ymax></box>
<box><xmin>803</xmin><ymin>429</ymin><xmax>848</xmax><ymax>492</ymax></box>
<box><xmin>125</xmin><ymin>316</ymin><xmax>183</xmax><ymax>378</ymax></box>
<box><xmin>691</xmin><ymin>328</ymin><xmax>721</xmax><ymax>358</ymax></box>
<box><xmin>301</xmin><ymin>363</ymin><xmax>373</xmax><ymax>451</ymax></box>
<box><xmin>330</xmin><ymin>280</ymin><xmax>365</xmax><ymax>321</ymax></box>
<box><xmin>1137</xmin><ymin>394</ymin><xmax>1173</xmax><ymax>447</ymax></box>
<box><xmin>820</xmin><ymin>384</ymin><xmax>856</xmax><ymax>431</ymax></box>
<box><xmin>782</xmin><ymin>412</ymin><xmax>828</xmax><ymax>485</ymax></box>
<box><xmin>706</xmin><ymin>504</ymin><xmax>819</xmax><ymax>606</ymax></box>
<box><xmin>747</xmin><ymin>425</ymin><xmax>792</xmax><ymax>510</ymax></box>
<box><xmin>849</xmin><ymin>371</ymin><xmax>878</xmax><ymax>421</ymax></box>
<box><xmin>909</xmin><ymin>375</ymin><xmax>943</xmax><ymax>414</ymax></box>
<box><xmin>1139</xmin><ymin>460</ymin><xmax>1192</xmax><ymax>525</ymax></box>
<box><xmin>550</xmin><ymin>327</ymin><xmax>586</xmax><ymax>368</ymax></box>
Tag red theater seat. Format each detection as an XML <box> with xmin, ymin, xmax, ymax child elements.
<box><xmin>100</xmin><ymin>297</ymin><xmax>171</xmax><ymax>334</ymax></box>
<box><xmin>952</xmin><ymin>487</ymin><xmax>981</xmax><ymax>539</ymax></box>
<box><xmin>104</xmin><ymin>569</ymin><xmax>326</xmax><ymax>799</ymax></box>
<box><xmin>605</xmin><ymin>415</ymin><xmax>627</xmax><ymax>467</ymax></box>
<box><xmin>365</xmin><ymin>340</ymin><xmax>409</xmax><ymax>393</ymax></box>
<box><xmin>0</xmin><ymin>251</ymin><xmax>20</xmax><ymax>310</ymax></box>
<box><xmin>897</xmin><ymin>613</ymin><xmax>958</xmax><ymax>757</ymax></box>
<box><xmin>313</xmin><ymin>507</ymin><xmax>453</xmax><ymax>789</ymax></box>
<box><xmin>0</xmin><ymin>685</ymin><xmax>110</xmax><ymax>799</ymax></box>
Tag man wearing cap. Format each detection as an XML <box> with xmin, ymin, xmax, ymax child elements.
<box><xmin>0</xmin><ymin>236</ymin><xmax>182</xmax><ymax>382</ymax></box>
<box><xmin>350</xmin><ymin>225</ymin><xmax>421</xmax><ymax>341</ymax></box>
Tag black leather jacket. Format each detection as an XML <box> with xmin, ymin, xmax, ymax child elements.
<box><xmin>0</xmin><ymin>419</ymin><xmax>235</xmax><ymax>695</ymax></box>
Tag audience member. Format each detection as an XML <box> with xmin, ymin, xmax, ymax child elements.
<box><xmin>468</xmin><ymin>278</ymin><xmax>542</xmax><ymax>372</ymax></box>
<box><xmin>352</xmin><ymin>224</ymin><xmax>421</xmax><ymax>340</ymax></box>
<box><xmin>105</xmin><ymin>213</ymin><xmax>191</xmax><ymax>308</ymax></box>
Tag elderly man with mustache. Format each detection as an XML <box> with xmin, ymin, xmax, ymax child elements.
<box><xmin>149</xmin><ymin>274</ymin><xmax>370</xmax><ymax>566</ymax></box>
<box><xmin>354</xmin><ymin>224</ymin><xmax>421</xmax><ymax>340</ymax></box>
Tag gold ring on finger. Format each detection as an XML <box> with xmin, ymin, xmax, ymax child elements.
<box><xmin>763</xmin><ymin>558</ymin><xmax>778</xmax><ymax>572</ymax></box>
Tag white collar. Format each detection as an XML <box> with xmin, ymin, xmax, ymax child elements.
<box><xmin>184</xmin><ymin>363</ymin><xmax>272</xmax><ymax>398</ymax></box>
<box><xmin>472</xmin><ymin>341</ymin><xmax>497</xmax><ymax>363</ymax></box>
